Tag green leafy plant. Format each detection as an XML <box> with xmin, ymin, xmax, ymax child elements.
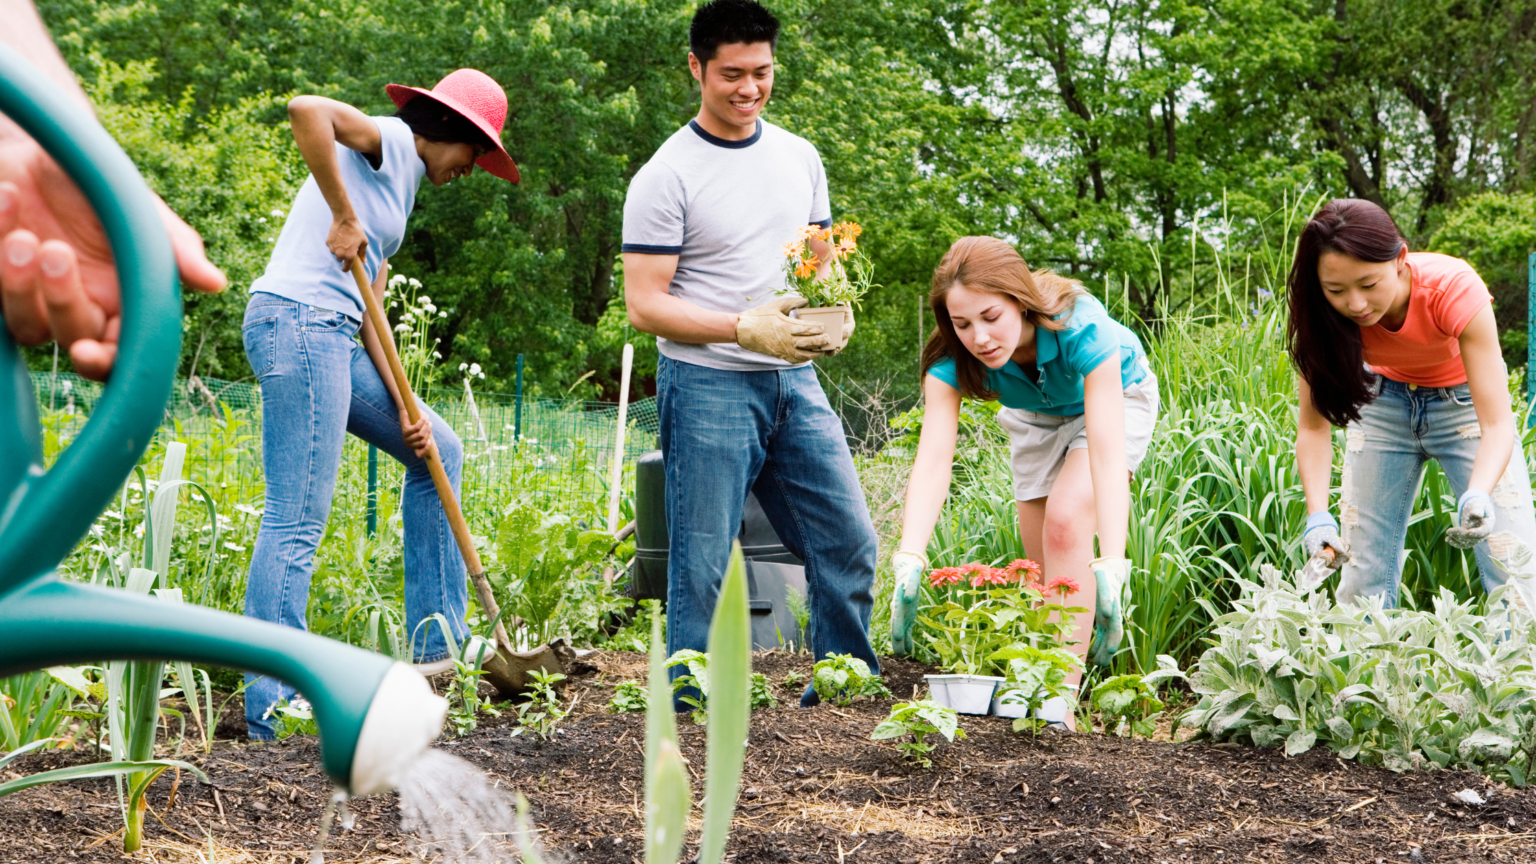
<box><xmin>750</xmin><ymin>673</ymin><xmax>778</xmax><ymax>710</ymax></box>
<box><xmin>270</xmin><ymin>699</ymin><xmax>319</xmax><ymax>740</ymax></box>
<box><xmin>666</xmin><ymin>649</ymin><xmax>711</xmax><ymax>725</ymax></box>
<box><xmin>608</xmin><ymin>680</ymin><xmax>648</xmax><ymax>714</ymax></box>
<box><xmin>917</xmin><ymin>561</ymin><xmax>1082</xmax><ymax>675</ymax></box>
<box><xmin>991</xmin><ymin>644</ymin><xmax>1082</xmax><ymax>736</ymax></box>
<box><xmin>811</xmin><ymin>654</ymin><xmax>890</xmax><ymax>706</ymax></box>
<box><xmin>1092</xmin><ymin>674</ymin><xmax>1165</xmax><ymax>738</ymax></box>
<box><xmin>780</xmin><ymin>670</ymin><xmax>806</xmax><ymax>692</ymax></box>
<box><xmin>870</xmin><ymin>700</ymin><xmax>965</xmax><ymax>768</ymax></box>
<box><xmin>1153</xmin><ymin>563</ymin><xmax>1536</xmax><ymax>782</ymax></box>
<box><xmin>444</xmin><ymin>639</ymin><xmax>498</xmax><ymax>737</ymax></box>
<box><xmin>784</xmin><ymin>588</ymin><xmax>810</xmax><ymax>651</ymax></box>
<box><xmin>513</xmin><ymin>670</ymin><xmax>568</xmax><ymax>742</ymax></box>
<box><xmin>642</xmin><ymin>543</ymin><xmax>751</xmax><ymax>864</ymax></box>
<box><xmin>491</xmin><ymin>502</ymin><xmax>615</xmax><ymax>649</ymax></box>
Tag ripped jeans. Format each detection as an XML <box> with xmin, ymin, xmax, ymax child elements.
<box><xmin>1338</xmin><ymin>377</ymin><xmax>1536</xmax><ymax>609</ymax></box>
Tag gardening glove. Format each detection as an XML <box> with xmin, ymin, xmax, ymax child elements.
<box><xmin>1089</xmin><ymin>557</ymin><xmax>1130</xmax><ymax>668</ymax></box>
<box><xmin>1301</xmin><ymin>511</ymin><xmax>1346</xmax><ymax>561</ymax></box>
<box><xmin>1447</xmin><ymin>489</ymin><xmax>1495</xmax><ymax>549</ymax></box>
<box><xmin>890</xmin><ymin>551</ymin><xmax>927</xmax><ymax>656</ymax></box>
<box><xmin>736</xmin><ymin>296</ymin><xmax>829</xmax><ymax>364</ymax></box>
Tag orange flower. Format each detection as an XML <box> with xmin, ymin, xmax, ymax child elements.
<box><xmin>1004</xmin><ymin>558</ymin><xmax>1043</xmax><ymax>585</ymax></box>
<box><xmin>927</xmin><ymin>567</ymin><xmax>963</xmax><ymax>587</ymax></box>
<box><xmin>781</xmin><ymin>240</ymin><xmax>806</xmax><ymax>259</ymax></box>
<box><xmin>970</xmin><ymin>567</ymin><xmax>1011</xmax><ymax>588</ymax></box>
<box><xmin>1045</xmin><ymin>575</ymin><xmax>1080</xmax><ymax>597</ymax></box>
<box><xmin>836</xmin><ymin>236</ymin><xmax>857</xmax><ymax>255</ymax></box>
<box><xmin>797</xmin><ymin>224</ymin><xmax>821</xmax><ymax>242</ymax></box>
<box><xmin>794</xmin><ymin>253</ymin><xmax>820</xmax><ymax>279</ymax></box>
<box><xmin>833</xmin><ymin>221</ymin><xmax>862</xmax><ymax>240</ymax></box>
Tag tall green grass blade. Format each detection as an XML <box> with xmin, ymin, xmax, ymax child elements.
<box><xmin>0</xmin><ymin>758</ymin><xmax>205</xmax><ymax>798</ymax></box>
<box><xmin>643</xmin><ymin>598</ymin><xmax>690</xmax><ymax>864</ymax></box>
<box><xmin>645</xmin><ymin>738</ymin><xmax>690</xmax><ymax>864</ymax></box>
<box><xmin>699</xmin><ymin>543</ymin><xmax>750</xmax><ymax>864</ymax></box>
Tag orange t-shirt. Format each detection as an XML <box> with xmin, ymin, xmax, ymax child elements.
<box><xmin>1361</xmin><ymin>252</ymin><xmax>1492</xmax><ymax>387</ymax></box>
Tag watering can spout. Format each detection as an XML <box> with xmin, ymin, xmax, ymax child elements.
<box><xmin>0</xmin><ymin>579</ymin><xmax>446</xmax><ymax>795</ymax></box>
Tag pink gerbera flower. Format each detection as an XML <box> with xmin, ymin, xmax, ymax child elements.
<box><xmin>969</xmin><ymin>567</ymin><xmax>1011</xmax><ymax>589</ymax></box>
<box><xmin>1003</xmin><ymin>558</ymin><xmax>1043</xmax><ymax>585</ymax></box>
<box><xmin>1045</xmin><ymin>574</ymin><xmax>1081</xmax><ymax>597</ymax></box>
<box><xmin>927</xmin><ymin>567</ymin><xmax>963</xmax><ymax>587</ymax></box>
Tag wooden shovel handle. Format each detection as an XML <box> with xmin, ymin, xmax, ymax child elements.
<box><xmin>349</xmin><ymin>257</ymin><xmax>512</xmax><ymax>652</ymax></box>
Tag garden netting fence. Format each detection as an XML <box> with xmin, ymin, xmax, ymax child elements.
<box><xmin>32</xmin><ymin>370</ymin><xmax>662</xmax><ymax>527</ymax></box>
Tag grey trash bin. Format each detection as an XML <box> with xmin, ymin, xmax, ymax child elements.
<box><xmin>631</xmin><ymin>449</ymin><xmax>808</xmax><ymax>650</ymax></box>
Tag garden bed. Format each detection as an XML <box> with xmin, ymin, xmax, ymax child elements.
<box><xmin>2</xmin><ymin>651</ymin><xmax>1533</xmax><ymax>863</ymax></box>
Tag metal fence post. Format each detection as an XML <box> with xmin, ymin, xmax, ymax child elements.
<box><xmin>1529</xmin><ymin>252</ymin><xmax>1536</xmax><ymax>428</ymax></box>
<box><xmin>365</xmin><ymin>444</ymin><xmax>378</xmax><ymax>535</ymax></box>
<box><xmin>514</xmin><ymin>353</ymin><xmax>524</xmax><ymax>443</ymax></box>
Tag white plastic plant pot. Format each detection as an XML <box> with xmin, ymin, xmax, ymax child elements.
<box><xmin>1033</xmin><ymin>684</ymin><xmax>1080</xmax><ymax>726</ymax></box>
<box><xmin>926</xmin><ymin>674</ymin><xmax>1002</xmax><ymax>715</ymax></box>
<box><xmin>923</xmin><ymin>674</ymin><xmax>954</xmax><ymax>707</ymax></box>
<box><xmin>792</xmin><ymin>306</ymin><xmax>852</xmax><ymax>353</ymax></box>
<box><xmin>990</xmin><ymin>688</ymin><xmax>1031</xmax><ymax>719</ymax></box>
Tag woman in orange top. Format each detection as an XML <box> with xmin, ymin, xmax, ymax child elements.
<box><xmin>1290</xmin><ymin>198</ymin><xmax>1536</xmax><ymax>610</ymax></box>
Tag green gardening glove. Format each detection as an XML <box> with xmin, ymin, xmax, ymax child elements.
<box><xmin>889</xmin><ymin>551</ymin><xmax>927</xmax><ymax>656</ymax></box>
<box><xmin>1089</xmin><ymin>557</ymin><xmax>1131</xmax><ymax>667</ymax></box>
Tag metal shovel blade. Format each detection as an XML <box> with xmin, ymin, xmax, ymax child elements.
<box><xmin>1297</xmin><ymin>546</ymin><xmax>1348</xmax><ymax>594</ymax></box>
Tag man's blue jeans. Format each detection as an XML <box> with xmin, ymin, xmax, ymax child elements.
<box><xmin>241</xmin><ymin>293</ymin><xmax>468</xmax><ymax>739</ymax></box>
<box><xmin>657</xmin><ymin>356</ymin><xmax>879</xmax><ymax>707</ymax></box>
<box><xmin>1338</xmin><ymin>377</ymin><xmax>1536</xmax><ymax>610</ymax></box>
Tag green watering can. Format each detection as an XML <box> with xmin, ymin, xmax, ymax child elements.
<box><xmin>0</xmin><ymin>45</ymin><xmax>445</xmax><ymax>796</ymax></box>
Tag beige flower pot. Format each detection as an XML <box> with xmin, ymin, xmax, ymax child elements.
<box><xmin>793</xmin><ymin>305</ymin><xmax>853</xmax><ymax>353</ymax></box>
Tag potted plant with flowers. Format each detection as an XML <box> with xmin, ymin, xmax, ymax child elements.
<box><xmin>915</xmin><ymin>560</ymin><xmax>1034</xmax><ymax>713</ymax></box>
<box><xmin>778</xmin><ymin>221</ymin><xmax>873</xmax><ymax>354</ymax></box>
<box><xmin>917</xmin><ymin>559</ymin><xmax>1085</xmax><ymax>717</ymax></box>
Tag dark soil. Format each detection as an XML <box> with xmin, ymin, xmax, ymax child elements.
<box><xmin>3</xmin><ymin>650</ymin><xmax>1534</xmax><ymax>863</ymax></box>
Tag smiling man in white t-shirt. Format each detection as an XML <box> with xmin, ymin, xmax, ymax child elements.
<box><xmin>622</xmin><ymin>0</ymin><xmax>879</xmax><ymax>707</ymax></box>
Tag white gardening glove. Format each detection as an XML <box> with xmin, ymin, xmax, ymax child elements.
<box><xmin>890</xmin><ymin>551</ymin><xmax>926</xmax><ymax>656</ymax></box>
<box><xmin>1447</xmin><ymin>489</ymin><xmax>1495</xmax><ymax>549</ymax></box>
<box><xmin>1302</xmin><ymin>511</ymin><xmax>1345</xmax><ymax>559</ymax></box>
<box><xmin>1089</xmin><ymin>557</ymin><xmax>1130</xmax><ymax>667</ymax></box>
<box><xmin>735</xmin><ymin>296</ymin><xmax>829</xmax><ymax>363</ymax></box>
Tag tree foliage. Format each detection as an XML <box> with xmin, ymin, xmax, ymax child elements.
<box><xmin>34</xmin><ymin>0</ymin><xmax>1536</xmax><ymax>394</ymax></box>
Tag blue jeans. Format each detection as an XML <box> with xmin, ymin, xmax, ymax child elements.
<box><xmin>1338</xmin><ymin>377</ymin><xmax>1536</xmax><ymax>610</ymax></box>
<box><xmin>657</xmin><ymin>356</ymin><xmax>879</xmax><ymax>707</ymax></box>
<box><xmin>241</xmin><ymin>293</ymin><xmax>468</xmax><ymax>739</ymax></box>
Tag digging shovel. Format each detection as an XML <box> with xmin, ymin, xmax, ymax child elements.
<box><xmin>350</xmin><ymin>257</ymin><xmax>559</xmax><ymax>695</ymax></box>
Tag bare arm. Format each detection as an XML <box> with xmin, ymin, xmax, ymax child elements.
<box><xmin>896</xmin><ymin>375</ymin><xmax>963</xmax><ymax>556</ymax></box>
<box><xmin>1460</xmin><ymin>305</ymin><xmax>1515</xmax><ymax>494</ymax></box>
<box><xmin>1082</xmin><ymin>359</ymin><xmax>1129</xmax><ymax>561</ymax></box>
<box><xmin>1296</xmin><ymin>376</ymin><xmax>1335</xmax><ymax>515</ymax></box>
<box><xmin>0</xmin><ymin>0</ymin><xmax>89</xmax><ymax>118</ymax></box>
<box><xmin>287</xmin><ymin>95</ymin><xmax>382</xmax><ymax>265</ymax></box>
<box><xmin>622</xmin><ymin>252</ymin><xmax>740</xmax><ymax>343</ymax></box>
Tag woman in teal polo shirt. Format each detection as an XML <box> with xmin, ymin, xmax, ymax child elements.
<box><xmin>890</xmin><ymin>237</ymin><xmax>1160</xmax><ymax>710</ymax></box>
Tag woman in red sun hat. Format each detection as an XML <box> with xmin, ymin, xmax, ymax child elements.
<box><xmin>238</xmin><ymin>69</ymin><xmax>517</xmax><ymax>741</ymax></box>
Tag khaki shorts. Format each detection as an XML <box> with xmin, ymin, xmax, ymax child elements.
<box><xmin>995</xmin><ymin>370</ymin><xmax>1160</xmax><ymax>502</ymax></box>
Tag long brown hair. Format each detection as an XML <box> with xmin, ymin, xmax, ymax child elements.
<box><xmin>921</xmin><ymin>236</ymin><xmax>1087</xmax><ymax>399</ymax></box>
<box><xmin>1286</xmin><ymin>199</ymin><xmax>1406</xmax><ymax>427</ymax></box>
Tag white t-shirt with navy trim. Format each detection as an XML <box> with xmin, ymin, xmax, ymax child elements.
<box><xmin>252</xmin><ymin>116</ymin><xmax>424</xmax><ymax>321</ymax></box>
<box><xmin>622</xmin><ymin>118</ymin><xmax>832</xmax><ymax>371</ymax></box>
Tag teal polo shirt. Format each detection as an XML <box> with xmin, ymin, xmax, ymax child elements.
<box><xmin>927</xmin><ymin>294</ymin><xmax>1148</xmax><ymax>416</ymax></box>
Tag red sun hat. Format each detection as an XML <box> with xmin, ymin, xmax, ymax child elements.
<box><xmin>386</xmin><ymin>69</ymin><xmax>519</xmax><ymax>184</ymax></box>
